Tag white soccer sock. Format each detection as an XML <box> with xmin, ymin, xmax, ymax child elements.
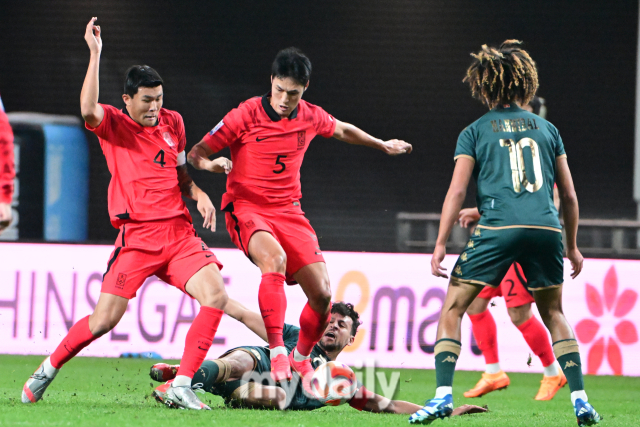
<box><xmin>543</xmin><ymin>361</ymin><xmax>561</xmax><ymax>377</ymax></box>
<box><xmin>293</xmin><ymin>348</ymin><xmax>310</xmax><ymax>362</ymax></box>
<box><xmin>172</xmin><ymin>375</ymin><xmax>192</xmax><ymax>387</ymax></box>
<box><xmin>571</xmin><ymin>390</ymin><xmax>588</xmax><ymax>405</ymax></box>
<box><xmin>485</xmin><ymin>363</ymin><xmax>501</xmax><ymax>374</ymax></box>
<box><xmin>270</xmin><ymin>346</ymin><xmax>287</xmax><ymax>358</ymax></box>
<box><xmin>42</xmin><ymin>357</ymin><xmax>59</xmax><ymax>378</ymax></box>
<box><xmin>434</xmin><ymin>386</ymin><xmax>452</xmax><ymax>399</ymax></box>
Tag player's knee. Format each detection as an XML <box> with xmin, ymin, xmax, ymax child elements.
<box><xmin>88</xmin><ymin>314</ymin><xmax>118</xmax><ymax>337</ymax></box>
<box><xmin>507</xmin><ymin>305</ymin><xmax>531</xmax><ymax>327</ymax></box>
<box><xmin>312</xmin><ymin>277</ymin><xmax>331</xmax><ymax>312</ymax></box>
<box><xmin>200</xmin><ymin>288</ymin><xmax>228</xmax><ymax>310</ymax></box>
<box><xmin>259</xmin><ymin>252</ymin><xmax>287</xmax><ymax>274</ymax></box>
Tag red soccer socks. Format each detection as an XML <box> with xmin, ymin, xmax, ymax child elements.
<box><xmin>469</xmin><ymin>310</ymin><xmax>499</xmax><ymax>365</ymax></box>
<box><xmin>296</xmin><ymin>302</ymin><xmax>331</xmax><ymax>357</ymax></box>
<box><xmin>517</xmin><ymin>315</ymin><xmax>555</xmax><ymax>368</ymax></box>
<box><xmin>50</xmin><ymin>316</ymin><xmax>97</xmax><ymax>369</ymax></box>
<box><xmin>258</xmin><ymin>272</ymin><xmax>287</xmax><ymax>349</ymax></box>
<box><xmin>176</xmin><ymin>306</ymin><xmax>223</xmax><ymax>380</ymax></box>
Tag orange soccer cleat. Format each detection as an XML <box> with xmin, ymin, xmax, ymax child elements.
<box><xmin>463</xmin><ymin>371</ymin><xmax>510</xmax><ymax>398</ymax></box>
<box><xmin>534</xmin><ymin>372</ymin><xmax>567</xmax><ymax>401</ymax></box>
<box><xmin>270</xmin><ymin>354</ymin><xmax>292</xmax><ymax>383</ymax></box>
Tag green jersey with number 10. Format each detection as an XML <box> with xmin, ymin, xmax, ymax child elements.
<box><xmin>454</xmin><ymin>103</ymin><xmax>565</xmax><ymax>230</ymax></box>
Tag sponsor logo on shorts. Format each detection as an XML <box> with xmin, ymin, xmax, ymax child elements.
<box><xmin>453</xmin><ymin>266</ymin><xmax>462</xmax><ymax>276</ymax></box>
<box><xmin>245</xmin><ymin>220</ymin><xmax>256</xmax><ymax>229</ymax></box>
<box><xmin>315</xmin><ymin>246</ymin><xmax>322</xmax><ymax>255</ymax></box>
<box><xmin>116</xmin><ymin>273</ymin><xmax>128</xmax><ymax>289</ymax></box>
<box><xmin>467</xmin><ymin>240</ymin><xmax>474</xmax><ymax>248</ymax></box>
<box><xmin>297</xmin><ymin>131</ymin><xmax>306</xmax><ymax>149</ymax></box>
<box><xmin>474</xmin><ymin>228</ymin><xmax>481</xmax><ymax>236</ymax></box>
<box><xmin>209</xmin><ymin>120</ymin><xmax>224</xmax><ymax>135</ymax></box>
<box><xmin>460</xmin><ymin>252</ymin><xmax>468</xmax><ymax>262</ymax></box>
<box><xmin>564</xmin><ymin>360</ymin><xmax>579</xmax><ymax>369</ymax></box>
<box><xmin>442</xmin><ymin>356</ymin><xmax>457</xmax><ymax>363</ymax></box>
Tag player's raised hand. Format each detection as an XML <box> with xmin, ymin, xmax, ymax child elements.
<box><xmin>208</xmin><ymin>157</ymin><xmax>232</xmax><ymax>174</ymax></box>
<box><xmin>197</xmin><ymin>194</ymin><xmax>217</xmax><ymax>232</ymax></box>
<box><xmin>84</xmin><ymin>17</ymin><xmax>102</xmax><ymax>54</ymax></box>
<box><xmin>567</xmin><ymin>247</ymin><xmax>583</xmax><ymax>279</ymax></box>
<box><xmin>431</xmin><ymin>244</ymin><xmax>448</xmax><ymax>278</ymax></box>
<box><xmin>384</xmin><ymin>139</ymin><xmax>412</xmax><ymax>156</ymax></box>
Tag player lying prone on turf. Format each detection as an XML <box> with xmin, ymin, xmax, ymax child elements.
<box><xmin>150</xmin><ymin>299</ymin><xmax>487</xmax><ymax>414</ymax></box>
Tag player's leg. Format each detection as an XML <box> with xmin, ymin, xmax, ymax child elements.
<box><xmin>288</xmin><ymin>262</ymin><xmax>331</xmax><ymax>390</ymax></box>
<box><xmin>464</xmin><ymin>295</ymin><xmax>510</xmax><ymax>398</ymax></box>
<box><xmin>246</xmin><ymin>230</ymin><xmax>291</xmax><ymax>381</ymax></box>
<box><xmin>410</xmin><ymin>227</ymin><xmax>514</xmax><ymax>424</ymax></box>
<box><xmin>22</xmin><ymin>242</ymin><xmax>152</xmax><ymax>404</ymax></box>
<box><xmin>229</xmin><ymin>383</ymin><xmax>287</xmax><ymax>410</ymax></box>
<box><xmin>160</xmin><ymin>262</ymin><xmax>226</xmax><ymax>410</ymax></box>
<box><xmin>521</xmin><ymin>229</ymin><xmax>600</xmax><ymax>424</ymax></box>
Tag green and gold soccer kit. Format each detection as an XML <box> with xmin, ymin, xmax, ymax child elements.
<box><xmin>451</xmin><ymin>103</ymin><xmax>565</xmax><ymax>290</ymax></box>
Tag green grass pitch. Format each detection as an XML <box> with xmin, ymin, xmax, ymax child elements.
<box><xmin>1</xmin><ymin>355</ymin><xmax>637</xmax><ymax>426</ymax></box>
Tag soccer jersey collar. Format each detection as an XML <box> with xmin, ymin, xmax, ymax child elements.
<box><xmin>493</xmin><ymin>103</ymin><xmax>523</xmax><ymax>112</ymax></box>
<box><xmin>121</xmin><ymin>106</ymin><xmax>160</xmax><ymax>131</ymax></box>
<box><xmin>261</xmin><ymin>93</ymin><xmax>299</xmax><ymax>122</ymax></box>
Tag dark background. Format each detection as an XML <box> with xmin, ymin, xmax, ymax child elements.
<box><xmin>1</xmin><ymin>1</ymin><xmax>637</xmax><ymax>251</ymax></box>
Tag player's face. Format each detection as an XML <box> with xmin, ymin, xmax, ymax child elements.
<box><xmin>319</xmin><ymin>313</ymin><xmax>355</xmax><ymax>353</ymax></box>
<box><xmin>270</xmin><ymin>76</ymin><xmax>308</xmax><ymax>118</ymax></box>
<box><xmin>122</xmin><ymin>86</ymin><xmax>163</xmax><ymax>127</ymax></box>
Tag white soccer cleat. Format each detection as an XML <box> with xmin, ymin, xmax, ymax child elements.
<box><xmin>163</xmin><ymin>384</ymin><xmax>211</xmax><ymax>410</ymax></box>
<box><xmin>22</xmin><ymin>359</ymin><xmax>58</xmax><ymax>403</ymax></box>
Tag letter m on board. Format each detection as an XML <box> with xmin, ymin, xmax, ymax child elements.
<box><xmin>369</xmin><ymin>287</ymin><xmax>415</xmax><ymax>351</ymax></box>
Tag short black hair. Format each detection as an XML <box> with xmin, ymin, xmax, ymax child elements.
<box><xmin>124</xmin><ymin>65</ymin><xmax>163</xmax><ymax>97</ymax></box>
<box><xmin>271</xmin><ymin>47</ymin><xmax>312</xmax><ymax>86</ymax></box>
<box><xmin>331</xmin><ymin>302</ymin><xmax>361</xmax><ymax>337</ymax></box>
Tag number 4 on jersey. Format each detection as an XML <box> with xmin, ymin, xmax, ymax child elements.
<box><xmin>500</xmin><ymin>138</ymin><xmax>543</xmax><ymax>193</ymax></box>
<box><xmin>154</xmin><ymin>149</ymin><xmax>166</xmax><ymax>167</ymax></box>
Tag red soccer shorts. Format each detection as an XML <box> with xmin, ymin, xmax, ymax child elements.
<box><xmin>477</xmin><ymin>263</ymin><xmax>534</xmax><ymax>308</ymax></box>
<box><xmin>224</xmin><ymin>201</ymin><xmax>324</xmax><ymax>284</ymax></box>
<box><xmin>102</xmin><ymin>217</ymin><xmax>223</xmax><ymax>299</ymax></box>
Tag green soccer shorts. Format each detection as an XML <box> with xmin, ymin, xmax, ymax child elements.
<box><xmin>450</xmin><ymin>226</ymin><xmax>564</xmax><ymax>291</ymax></box>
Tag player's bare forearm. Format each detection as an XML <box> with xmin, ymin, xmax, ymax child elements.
<box><xmin>436</xmin><ymin>158</ymin><xmax>474</xmax><ymax>246</ymax></box>
<box><xmin>332</xmin><ymin>120</ymin><xmax>411</xmax><ymax>155</ymax></box>
<box><xmin>81</xmin><ymin>18</ymin><xmax>104</xmax><ymax>127</ymax></box>
<box><xmin>556</xmin><ymin>157</ymin><xmax>579</xmax><ymax>249</ymax></box>
<box><xmin>187</xmin><ymin>142</ymin><xmax>215</xmax><ymax>170</ymax></box>
<box><xmin>177</xmin><ymin>165</ymin><xmax>198</xmax><ymax>200</ymax></box>
<box><xmin>223</xmin><ymin>299</ymin><xmax>268</xmax><ymax>342</ymax></box>
<box><xmin>362</xmin><ymin>397</ymin><xmax>421</xmax><ymax>414</ymax></box>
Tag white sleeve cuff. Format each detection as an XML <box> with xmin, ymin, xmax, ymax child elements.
<box><xmin>177</xmin><ymin>150</ymin><xmax>186</xmax><ymax>166</ymax></box>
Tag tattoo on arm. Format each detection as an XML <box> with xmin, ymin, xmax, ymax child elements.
<box><xmin>177</xmin><ymin>165</ymin><xmax>196</xmax><ymax>199</ymax></box>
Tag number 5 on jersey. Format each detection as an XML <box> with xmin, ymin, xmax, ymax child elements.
<box><xmin>500</xmin><ymin>138</ymin><xmax>543</xmax><ymax>193</ymax></box>
<box><xmin>274</xmin><ymin>154</ymin><xmax>287</xmax><ymax>174</ymax></box>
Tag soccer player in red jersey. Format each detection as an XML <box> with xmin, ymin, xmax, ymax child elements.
<box><xmin>188</xmin><ymin>48</ymin><xmax>412</xmax><ymax>391</ymax></box>
<box><xmin>0</xmin><ymin>93</ymin><xmax>15</xmax><ymax>233</ymax></box>
<box><xmin>22</xmin><ymin>18</ymin><xmax>230</xmax><ymax>410</ymax></box>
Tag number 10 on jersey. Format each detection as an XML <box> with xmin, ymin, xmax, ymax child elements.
<box><xmin>500</xmin><ymin>138</ymin><xmax>544</xmax><ymax>193</ymax></box>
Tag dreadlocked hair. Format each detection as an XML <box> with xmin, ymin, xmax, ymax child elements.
<box><xmin>463</xmin><ymin>40</ymin><xmax>539</xmax><ymax>109</ymax></box>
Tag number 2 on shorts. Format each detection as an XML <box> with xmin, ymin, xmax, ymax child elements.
<box><xmin>499</xmin><ymin>138</ymin><xmax>543</xmax><ymax>193</ymax></box>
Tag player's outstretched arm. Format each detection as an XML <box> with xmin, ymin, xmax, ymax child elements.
<box><xmin>177</xmin><ymin>165</ymin><xmax>216</xmax><ymax>231</ymax></box>
<box><xmin>332</xmin><ymin>120</ymin><xmax>412</xmax><ymax>155</ymax></box>
<box><xmin>80</xmin><ymin>17</ymin><xmax>104</xmax><ymax>128</ymax></box>
<box><xmin>556</xmin><ymin>156</ymin><xmax>583</xmax><ymax>278</ymax></box>
<box><xmin>432</xmin><ymin>157</ymin><xmax>474</xmax><ymax>278</ymax></box>
<box><xmin>187</xmin><ymin>141</ymin><xmax>232</xmax><ymax>173</ymax></box>
<box><xmin>223</xmin><ymin>299</ymin><xmax>268</xmax><ymax>342</ymax></box>
<box><xmin>355</xmin><ymin>391</ymin><xmax>486</xmax><ymax>416</ymax></box>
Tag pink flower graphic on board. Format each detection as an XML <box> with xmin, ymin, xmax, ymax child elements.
<box><xmin>574</xmin><ymin>266</ymin><xmax>638</xmax><ymax>375</ymax></box>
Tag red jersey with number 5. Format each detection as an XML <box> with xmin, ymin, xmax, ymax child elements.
<box><xmin>202</xmin><ymin>94</ymin><xmax>336</xmax><ymax>209</ymax></box>
<box><xmin>86</xmin><ymin>104</ymin><xmax>191</xmax><ymax>228</ymax></box>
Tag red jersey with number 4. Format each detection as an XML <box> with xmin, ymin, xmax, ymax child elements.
<box><xmin>0</xmin><ymin>95</ymin><xmax>15</xmax><ymax>204</ymax></box>
<box><xmin>86</xmin><ymin>104</ymin><xmax>191</xmax><ymax>228</ymax></box>
<box><xmin>202</xmin><ymin>95</ymin><xmax>336</xmax><ymax>209</ymax></box>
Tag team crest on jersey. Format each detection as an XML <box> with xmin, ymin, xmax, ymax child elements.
<box><xmin>162</xmin><ymin>132</ymin><xmax>176</xmax><ymax>148</ymax></box>
<box><xmin>209</xmin><ymin>120</ymin><xmax>224</xmax><ymax>135</ymax></box>
<box><xmin>297</xmin><ymin>131</ymin><xmax>306</xmax><ymax>150</ymax></box>
<box><xmin>245</xmin><ymin>220</ymin><xmax>256</xmax><ymax>229</ymax></box>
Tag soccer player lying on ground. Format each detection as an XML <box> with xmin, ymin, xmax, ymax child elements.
<box><xmin>458</xmin><ymin>186</ymin><xmax>567</xmax><ymax>400</ymax></box>
<box><xmin>150</xmin><ymin>300</ymin><xmax>486</xmax><ymax>416</ymax></box>
<box><xmin>22</xmin><ymin>18</ymin><xmax>231</xmax><ymax>411</ymax></box>
<box><xmin>409</xmin><ymin>40</ymin><xmax>600</xmax><ymax>426</ymax></box>
<box><xmin>188</xmin><ymin>47</ymin><xmax>412</xmax><ymax>392</ymax></box>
